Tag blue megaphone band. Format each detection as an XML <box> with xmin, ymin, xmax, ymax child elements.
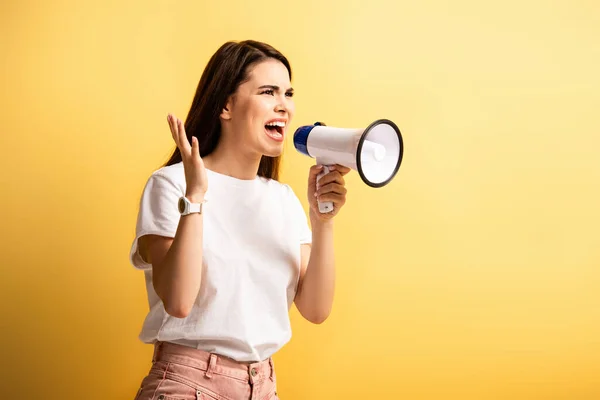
<box><xmin>293</xmin><ymin>122</ymin><xmax>326</xmax><ymax>157</ymax></box>
<box><xmin>293</xmin><ymin>125</ymin><xmax>314</xmax><ymax>157</ymax></box>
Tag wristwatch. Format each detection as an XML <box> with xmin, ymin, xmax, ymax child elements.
<box><xmin>178</xmin><ymin>196</ymin><xmax>204</xmax><ymax>216</ymax></box>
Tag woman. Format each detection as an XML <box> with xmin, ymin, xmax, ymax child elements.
<box><xmin>130</xmin><ymin>40</ymin><xmax>349</xmax><ymax>400</ymax></box>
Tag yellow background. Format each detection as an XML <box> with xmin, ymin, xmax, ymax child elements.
<box><xmin>1</xmin><ymin>0</ymin><xmax>599</xmax><ymax>399</ymax></box>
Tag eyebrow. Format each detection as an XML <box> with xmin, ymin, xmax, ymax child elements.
<box><xmin>258</xmin><ymin>85</ymin><xmax>294</xmax><ymax>92</ymax></box>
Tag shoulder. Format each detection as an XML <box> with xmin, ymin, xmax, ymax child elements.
<box><xmin>260</xmin><ymin>178</ymin><xmax>298</xmax><ymax>200</ymax></box>
<box><xmin>137</xmin><ymin>162</ymin><xmax>186</xmax><ymax>202</ymax></box>
<box><xmin>262</xmin><ymin>179</ymin><xmax>306</xmax><ymax>214</ymax></box>
<box><xmin>152</xmin><ymin>162</ymin><xmax>184</xmax><ymax>182</ymax></box>
<box><xmin>145</xmin><ymin>162</ymin><xmax>185</xmax><ymax>189</ymax></box>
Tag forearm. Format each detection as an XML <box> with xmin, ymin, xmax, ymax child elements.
<box><xmin>296</xmin><ymin>220</ymin><xmax>336</xmax><ymax>323</ymax></box>
<box><xmin>154</xmin><ymin>212</ymin><xmax>204</xmax><ymax>318</ymax></box>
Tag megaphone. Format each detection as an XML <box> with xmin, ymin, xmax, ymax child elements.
<box><xmin>293</xmin><ymin>119</ymin><xmax>404</xmax><ymax>213</ymax></box>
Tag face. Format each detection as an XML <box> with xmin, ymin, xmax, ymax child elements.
<box><xmin>221</xmin><ymin>59</ymin><xmax>295</xmax><ymax>158</ymax></box>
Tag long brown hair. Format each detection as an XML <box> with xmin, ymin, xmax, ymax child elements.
<box><xmin>164</xmin><ymin>40</ymin><xmax>292</xmax><ymax>181</ymax></box>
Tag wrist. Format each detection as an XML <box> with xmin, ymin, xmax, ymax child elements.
<box><xmin>310</xmin><ymin>215</ymin><xmax>334</xmax><ymax>231</ymax></box>
<box><xmin>185</xmin><ymin>192</ymin><xmax>206</xmax><ymax>203</ymax></box>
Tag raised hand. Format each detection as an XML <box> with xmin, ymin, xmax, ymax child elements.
<box><xmin>167</xmin><ymin>113</ymin><xmax>208</xmax><ymax>202</ymax></box>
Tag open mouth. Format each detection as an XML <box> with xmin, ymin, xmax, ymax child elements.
<box><xmin>265</xmin><ymin>121</ymin><xmax>285</xmax><ymax>141</ymax></box>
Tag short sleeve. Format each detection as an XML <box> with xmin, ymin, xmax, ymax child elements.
<box><xmin>285</xmin><ymin>184</ymin><xmax>312</xmax><ymax>245</ymax></box>
<box><xmin>129</xmin><ymin>172</ymin><xmax>182</xmax><ymax>270</ymax></box>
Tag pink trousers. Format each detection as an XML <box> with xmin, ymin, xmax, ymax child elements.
<box><xmin>134</xmin><ymin>341</ymin><xmax>279</xmax><ymax>400</ymax></box>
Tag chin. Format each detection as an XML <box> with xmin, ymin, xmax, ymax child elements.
<box><xmin>258</xmin><ymin>138</ymin><xmax>284</xmax><ymax>158</ymax></box>
<box><xmin>262</xmin><ymin>145</ymin><xmax>284</xmax><ymax>158</ymax></box>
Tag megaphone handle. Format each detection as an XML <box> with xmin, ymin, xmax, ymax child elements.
<box><xmin>317</xmin><ymin>165</ymin><xmax>334</xmax><ymax>214</ymax></box>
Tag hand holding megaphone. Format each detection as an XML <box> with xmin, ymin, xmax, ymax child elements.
<box><xmin>306</xmin><ymin>163</ymin><xmax>351</xmax><ymax>219</ymax></box>
<box><xmin>294</xmin><ymin>119</ymin><xmax>404</xmax><ymax>214</ymax></box>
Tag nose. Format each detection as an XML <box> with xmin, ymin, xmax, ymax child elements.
<box><xmin>275</xmin><ymin>95</ymin><xmax>290</xmax><ymax>114</ymax></box>
<box><xmin>275</xmin><ymin>102</ymin><xmax>286</xmax><ymax>114</ymax></box>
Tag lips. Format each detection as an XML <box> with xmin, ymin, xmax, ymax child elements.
<box><xmin>264</xmin><ymin>119</ymin><xmax>286</xmax><ymax>142</ymax></box>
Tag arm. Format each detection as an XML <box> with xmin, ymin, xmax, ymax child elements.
<box><xmin>139</xmin><ymin>194</ymin><xmax>204</xmax><ymax>318</ymax></box>
<box><xmin>294</xmin><ymin>220</ymin><xmax>335</xmax><ymax>324</ymax></box>
<box><xmin>139</xmin><ymin>113</ymin><xmax>208</xmax><ymax>319</ymax></box>
<box><xmin>294</xmin><ymin>164</ymin><xmax>350</xmax><ymax>324</ymax></box>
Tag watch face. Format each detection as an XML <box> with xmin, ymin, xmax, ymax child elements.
<box><xmin>178</xmin><ymin>197</ymin><xmax>186</xmax><ymax>213</ymax></box>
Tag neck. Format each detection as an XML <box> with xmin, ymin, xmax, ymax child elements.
<box><xmin>202</xmin><ymin>133</ymin><xmax>261</xmax><ymax>181</ymax></box>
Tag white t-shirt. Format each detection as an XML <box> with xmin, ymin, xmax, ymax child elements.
<box><xmin>129</xmin><ymin>162</ymin><xmax>312</xmax><ymax>362</ymax></box>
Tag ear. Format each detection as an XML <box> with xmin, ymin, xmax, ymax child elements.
<box><xmin>220</xmin><ymin>97</ymin><xmax>232</xmax><ymax>121</ymax></box>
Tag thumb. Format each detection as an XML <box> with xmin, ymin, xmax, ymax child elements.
<box><xmin>308</xmin><ymin>164</ymin><xmax>323</xmax><ymax>187</ymax></box>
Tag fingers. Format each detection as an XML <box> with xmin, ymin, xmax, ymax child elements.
<box><xmin>167</xmin><ymin>114</ymin><xmax>179</xmax><ymax>147</ymax></box>
<box><xmin>317</xmin><ymin>192</ymin><xmax>346</xmax><ymax>206</ymax></box>
<box><xmin>315</xmin><ymin>181</ymin><xmax>346</xmax><ymax>208</ymax></box>
<box><xmin>308</xmin><ymin>164</ymin><xmax>350</xmax><ymax>219</ymax></box>
<box><xmin>315</xmin><ymin>182</ymin><xmax>347</xmax><ymax>198</ymax></box>
<box><xmin>308</xmin><ymin>164</ymin><xmax>324</xmax><ymax>184</ymax></box>
<box><xmin>191</xmin><ymin>136</ymin><xmax>199</xmax><ymax>158</ymax></box>
<box><xmin>177</xmin><ymin>118</ymin><xmax>191</xmax><ymax>153</ymax></box>
<box><xmin>317</xmin><ymin>169</ymin><xmax>345</xmax><ymax>188</ymax></box>
<box><xmin>332</xmin><ymin>164</ymin><xmax>351</xmax><ymax>176</ymax></box>
<box><xmin>309</xmin><ymin>165</ymin><xmax>350</xmax><ymax>186</ymax></box>
<box><xmin>167</xmin><ymin>114</ymin><xmax>192</xmax><ymax>155</ymax></box>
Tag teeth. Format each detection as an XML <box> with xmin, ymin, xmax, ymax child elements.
<box><xmin>267</xmin><ymin>130</ymin><xmax>283</xmax><ymax>138</ymax></box>
<box><xmin>266</xmin><ymin>121</ymin><xmax>286</xmax><ymax>127</ymax></box>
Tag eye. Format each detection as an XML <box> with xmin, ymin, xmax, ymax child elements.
<box><xmin>261</xmin><ymin>89</ymin><xmax>274</xmax><ymax>96</ymax></box>
<box><xmin>285</xmin><ymin>91</ymin><xmax>294</xmax><ymax>98</ymax></box>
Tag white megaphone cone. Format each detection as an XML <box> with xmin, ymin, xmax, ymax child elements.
<box><xmin>293</xmin><ymin>119</ymin><xmax>404</xmax><ymax>213</ymax></box>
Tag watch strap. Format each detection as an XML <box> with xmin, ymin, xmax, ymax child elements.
<box><xmin>179</xmin><ymin>196</ymin><xmax>205</xmax><ymax>216</ymax></box>
<box><xmin>187</xmin><ymin>202</ymin><xmax>202</xmax><ymax>214</ymax></box>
